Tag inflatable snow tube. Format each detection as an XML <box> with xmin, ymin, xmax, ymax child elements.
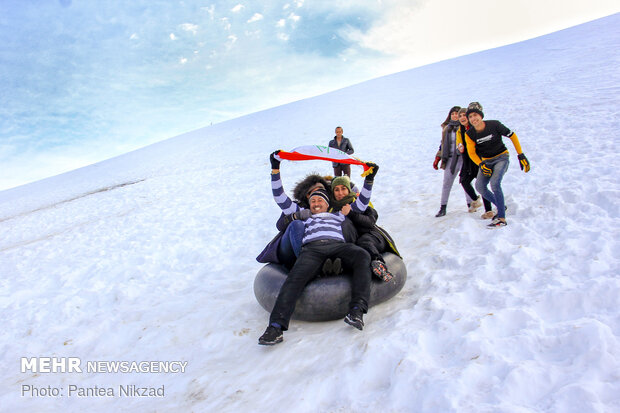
<box><xmin>253</xmin><ymin>252</ymin><xmax>406</xmax><ymax>322</ymax></box>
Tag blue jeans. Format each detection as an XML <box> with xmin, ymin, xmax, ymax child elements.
<box><xmin>475</xmin><ymin>154</ymin><xmax>509</xmax><ymax>219</ymax></box>
<box><xmin>277</xmin><ymin>220</ymin><xmax>305</xmax><ymax>267</ymax></box>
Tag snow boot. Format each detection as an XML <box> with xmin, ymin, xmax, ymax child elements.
<box><xmin>435</xmin><ymin>205</ymin><xmax>447</xmax><ymax>217</ymax></box>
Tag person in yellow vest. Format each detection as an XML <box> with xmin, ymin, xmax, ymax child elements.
<box><xmin>464</xmin><ymin>102</ymin><xmax>531</xmax><ymax>228</ymax></box>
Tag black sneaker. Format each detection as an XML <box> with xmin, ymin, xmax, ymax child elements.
<box><xmin>344</xmin><ymin>308</ymin><xmax>364</xmax><ymax>330</ymax></box>
<box><xmin>371</xmin><ymin>260</ymin><xmax>393</xmax><ymax>282</ymax></box>
<box><xmin>258</xmin><ymin>325</ymin><xmax>283</xmax><ymax>345</ymax></box>
<box><xmin>321</xmin><ymin>258</ymin><xmax>333</xmax><ymax>276</ymax></box>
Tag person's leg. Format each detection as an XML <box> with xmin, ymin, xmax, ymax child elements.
<box><xmin>461</xmin><ymin>169</ymin><xmax>478</xmax><ymax>205</ymax></box>
<box><xmin>356</xmin><ymin>232</ymin><xmax>391</xmax><ymax>280</ymax></box>
<box><xmin>483</xmin><ymin>197</ymin><xmax>493</xmax><ymax>212</ymax></box>
<box><xmin>487</xmin><ymin>155</ymin><xmax>510</xmax><ymax>219</ymax></box>
<box><xmin>333</xmin><ymin>164</ymin><xmax>343</xmax><ymax>177</ymax></box>
<box><xmin>356</xmin><ymin>233</ymin><xmax>383</xmax><ymax>261</ymax></box>
<box><xmin>332</xmin><ymin>244</ymin><xmax>371</xmax><ymax>313</ymax></box>
<box><xmin>475</xmin><ymin>169</ymin><xmax>496</xmax><ymax>208</ymax></box>
<box><xmin>277</xmin><ymin>220</ymin><xmax>305</xmax><ymax>267</ymax></box>
<box><xmin>440</xmin><ymin>157</ymin><xmax>460</xmax><ymax>206</ymax></box>
<box><xmin>342</xmin><ymin>164</ymin><xmax>351</xmax><ymax>177</ymax></box>
<box><xmin>269</xmin><ymin>244</ymin><xmax>325</xmax><ymax>330</ymax></box>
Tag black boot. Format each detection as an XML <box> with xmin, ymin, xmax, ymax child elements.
<box><xmin>435</xmin><ymin>205</ymin><xmax>447</xmax><ymax>217</ymax></box>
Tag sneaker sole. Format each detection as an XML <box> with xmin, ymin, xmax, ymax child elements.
<box><xmin>486</xmin><ymin>223</ymin><xmax>507</xmax><ymax>229</ymax></box>
<box><xmin>258</xmin><ymin>336</ymin><xmax>283</xmax><ymax>345</ymax></box>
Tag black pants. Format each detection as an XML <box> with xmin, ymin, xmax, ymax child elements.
<box><xmin>462</xmin><ymin>168</ymin><xmax>492</xmax><ymax>211</ymax></box>
<box><xmin>269</xmin><ymin>240</ymin><xmax>371</xmax><ymax>330</ymax></box>
<box><xmin>357</xmin><ymin>231</ymin><xmax>386</xmax><ymax>262</ymax></box>
<box><xmin>460</xmin><ymin>173</ymin><xmax>478</xmax><ymax>202</ymax></box>
<box><xmin>333</xmin><ymin>164</ymin><xmax>351</xmax><ymax>177</ymax></box>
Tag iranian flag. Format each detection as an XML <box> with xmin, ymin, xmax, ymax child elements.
<box><xmin>276</xmin><ymin>145</ymin><xmax>370</xmax><ymax>172</ymax></box>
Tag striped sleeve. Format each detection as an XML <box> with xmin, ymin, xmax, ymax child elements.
<box><xmin>271</xmin><ymin>172</ymin><xmax>299</xmax><ymax>215</ymax></box>
<box><xmin>351</xmin><ymin>179</ymin><xmax>373</xmax><ymax>213</ymax></box>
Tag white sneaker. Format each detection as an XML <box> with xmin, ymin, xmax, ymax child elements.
<box><xmin>471</xmin><ymin>196</ymin><xmax>482</xmax><ymax>209</ymax></box>
<box><xmin>481</xmin><ymin>211</ymin><xmax>495</xmax><ymax>219</ymax></box>
<box><xmin>487</xmin><ymin>218</ymin><xmax>507</xmax><ymax>228</ymax></box>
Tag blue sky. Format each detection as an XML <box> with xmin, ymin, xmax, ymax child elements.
<box><xmin>1</xmin><ymin>0</ymin><xmax>618</xmax><ymax>190</ymax></box>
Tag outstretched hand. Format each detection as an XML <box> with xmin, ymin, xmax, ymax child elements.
<box><xmin>364</xmin><ymin>162</ymin><xmax>379</xmax><ymax>181</ymax></box>
<box><xmin>518</xmin><ymin>153</ymin><xmax>530</xmax><ymax>173</ymax></box>
<box><xmin>270</xmin><ymin>150</ymin><xmax>281</xmax><ymax>170</ymax></box>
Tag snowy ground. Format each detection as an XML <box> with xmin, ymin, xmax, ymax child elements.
<box><xmin>1</xmin><ymin>13</ymin><xmax>619</xmax><ymax>413</ymax></box>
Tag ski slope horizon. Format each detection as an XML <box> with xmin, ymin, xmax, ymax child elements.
<box><xmin>1</xmin><ymin>13</ymin><xmax>619</xmax><ymax>413</ymax></box>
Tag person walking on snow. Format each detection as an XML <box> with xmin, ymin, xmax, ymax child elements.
<box><xmin>258</xmin><ymin>151</ymin><xmax>379</xmax><ymax>345</ymax></box>
<box><xmin>464</xmin><ymin>102</ymin><xmax>530</xmax><ymax>228</ymax></box>
<box><xmin>456</xmin><ymin>107</ymin><xmax>494</xmax><ymax>218</ymax></box>
<box><xmin>328</xmin><ymin>126</ymin><xmax>355</xmax><ymax>177</ymax></box>
<box><xmin>433</xmin><ymin>106</ymin><xmax>480</xmax><ymax>217</ymax></box>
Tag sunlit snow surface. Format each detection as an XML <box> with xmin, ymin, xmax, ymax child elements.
<box><xmin>1</xmin><ymin>14</ymin><xmax>619</xmax><ymax>413</ymax></box>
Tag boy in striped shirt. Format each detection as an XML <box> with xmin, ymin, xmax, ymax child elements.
<box><xmin>259</xmin><ymin>151</ymin><xmax>379</xmax><ymax>345</ymax></box>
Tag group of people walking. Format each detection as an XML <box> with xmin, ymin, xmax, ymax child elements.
<box><xmin>433</xmin><ymin>102</ymin><xmax>530</xmax><ymax>228</ymax></box>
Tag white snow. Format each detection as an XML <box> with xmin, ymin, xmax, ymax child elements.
<box><xmin>1</xmin><ymin>13</ymin><xmax>619</xmax><ymax>413</ymax></box>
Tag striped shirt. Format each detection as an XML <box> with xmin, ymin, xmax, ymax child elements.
<box><xmin>271</xmin><ymin>172</ymin><xmax>373</xmax><ymax>245</ymax></box>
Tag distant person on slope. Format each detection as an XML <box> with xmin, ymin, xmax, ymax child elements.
<box><xmin>456</xmin><ymin>107</ymin><xmax>494</xmax><ymax>219</ymax></box>
<box><xmin>258</xmin><ymin>151</ymin><xmax>378</xmax><ymax>345</ymax></box>
<box><xmin>328</xmin><ymin>126</ymin><xmax>355</xmax><ymax>177</ymax></box>
<box><xmin>433</xmin><ymin>106</ymin><xmax>480</xmax><ymax>217</ymax></box>
<box><xmin>464</xmin><ymin>102</ymin><xmax>531</xmax><ymax>228</ymax></box>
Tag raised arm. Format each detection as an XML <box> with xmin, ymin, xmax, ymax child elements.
<box><xmin>269</xmin><ymin>151</ymin><xmax>299</xmax><ymax>215</ymax></box>
<box><xmin>350</xmin><ymin>163</ymin><xmax>378</xmax><ymax>213</ymax></box>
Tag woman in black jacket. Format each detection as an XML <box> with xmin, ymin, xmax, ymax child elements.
<box><xmin>329</xmin><ymin>175</ymin><xmax>400</xmax><ymax>282</ymax></box>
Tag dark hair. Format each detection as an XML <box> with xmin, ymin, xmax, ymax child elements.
<box><xmin>441</xmin><ymin>106</ymin><xmax>461</xmax><ymax>128</ymax></box>
<box><xmin>335</xmin><ymin>126</ymin><xmax>343</xmax><ymax>132</ymax></box>
<box><xmin>293</xmin><ymin>174</ymin><xmax>332</xmax><ymax>208</ymax></box>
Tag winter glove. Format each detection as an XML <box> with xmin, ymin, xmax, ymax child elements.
<box><xmin>269</xmin><ymin>150</ymin><xmax>282</xmax><ymax>169</ymax></box>
<box><xmin>433</xmin><ymin>156</ymin><xmax>440</xmax><ymax>170</ymax></box>
<box><xmin>518</xmin><ymin>153</ymin><xmax>530</xmax><ymax>172</ymax></box>
<box><xmin>293</xmin><ymin>209</ymin><xmax>312</xmax><ymax>220</ymax></box>
<box><xmin>364</xmin><ymin>162</ymin><xmax>379</xmax><ymax>182</ymax></box>
<box><xmin>480</xmin><ymin>162</ymin><xmax>493</xmax><ymax>177</ymax></box>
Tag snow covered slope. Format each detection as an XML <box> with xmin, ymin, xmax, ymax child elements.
<box><xmin>1</xmin><ymin>13</ymin><xmax>619</xmax><ymax>413</ymax></box>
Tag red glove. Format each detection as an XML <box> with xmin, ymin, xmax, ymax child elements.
<box><xmin>433</xmin><ymin>156</ymin><xmax>440</xmax><ymax>170</ymax></box>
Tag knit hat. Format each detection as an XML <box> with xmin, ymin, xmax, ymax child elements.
<box><xmin>466</xmin><ymin>102</ymin><xmax>484</xmax><ymax>118</ymax></box>
<box><xmin>458</xmin><ymin>107</ymin><xmax>468</xmax><ymax>115</ymax></box>
<box><xmin>331</xmin><ymin>176</ymin><xmax>352</xmax><ymax>194</ymax></box>
<box><xmin>309</xmin><ymin>188</ymin><xmax>330</xmax><ymax>205</ymax></box>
